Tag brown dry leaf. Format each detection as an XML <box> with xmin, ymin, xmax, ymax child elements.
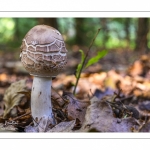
<box><xmin>3</xmin><ymin>80</ymin><xmax>29</xmax><ymax>118</ymax></box>
<box><xmin>80</xmin><ymin>96</ymin><xmax>139</xmax><ymax>132</ymax></box>
<box><xmin>47</xmin><ymin>120</ymin><xmax>76</xmax><ymax>132</ymax></box>
<box><xmin>53</xmin><ymin>74</ymin><xmax>76</xmax><ymax>90</ymax></box>
<box><xmin>53</xmin><ymin>73</ymin><xmax>107</xmax><ymax>97</ymax></box>
<box><xmin>127</xmin><ymin>54</ymin><xmax>150</xmax><ymax>78</ymax></box>
<box><xmin>63</xmin><ymin>92</ymin><xmax>90</xmax><ymax>123</ymax></box>
<box><xmin>128</xmin><ymin>60</ymin><xmax>143</xmax><ymax>77</ymax></box>
<box><xmin>0</xmin><ymin>73</ymin><xmax>8</xmax><ymax>82</ymax></box>
<box><xmin>17</xmin><ymin>91</ymin><xmax>31</xmax><ymax>100</ymax></box>
<box><xmin>105</xmin><ymin>70</ymin><xmax>124</xmax><ymax>90</ymax></box>
<box><xmin>51</xmin><ymin>88</ymin><xmax>66</xmax><ymax>108</ymax></box>
<box><xmin>88</xmin><ymin>72</ymin><xmax>107</xmax><ymax>89</ymax></box>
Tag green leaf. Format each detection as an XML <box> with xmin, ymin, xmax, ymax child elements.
<box><xmin>75</xmin><ymin>49</ymin><xmax>85</xmax><ymax>78</ymax></box>
<box><xmin>85</xmin><ymin>50</ymin><xmax>107</xmax><ymax>68</ymax></box>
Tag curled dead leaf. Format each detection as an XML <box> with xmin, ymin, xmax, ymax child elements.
<box><xmin>3</xmin><ymin>80</ymin><xmax>30</xmax><ymax>118</ymax></box>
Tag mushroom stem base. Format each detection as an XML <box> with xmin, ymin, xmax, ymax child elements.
<box><xmin>31</xmin><ymin>76</ymin><xmax>54</xmax><ymax>125</ymax></box>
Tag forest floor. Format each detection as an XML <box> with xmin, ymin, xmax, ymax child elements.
<box><xmin>0</xmin><ymin>48</ymin><xmax>150</xmax><ymax>132</ymax></box>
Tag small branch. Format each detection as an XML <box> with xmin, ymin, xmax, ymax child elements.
<box><xmin>73</xmin><ymin>28</ymin><xmax>101</xmax><ymax>95</ymax></box>
<box><xmin>12</xmin><ymin>112</ymin><xmax>31</xmax><ymax>121</ymax></box>
<box><xmin>32</xmin><ymin>117</ymin><xmax>45</xmax><ymax>130</ymax></box>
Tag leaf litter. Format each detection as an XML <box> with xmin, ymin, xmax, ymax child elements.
<box><xmin>1</xmin><ymin>53</ymin><xmax>150</xmax><ymax>132</ymax></box>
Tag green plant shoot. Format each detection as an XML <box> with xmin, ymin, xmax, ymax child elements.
<box><xmin>73</xmin><ymin>28</ymin><xmax>108</xmax><ymax>95</ymax></box>
<box><xmin>85</xmin><ymin>50</ymin><xmax>107</xmax><ymax>68</ymax></box>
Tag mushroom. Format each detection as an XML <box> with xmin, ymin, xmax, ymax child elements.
<box><xmin>20</xmin><ymin>25</ymin><xmax>67</xmax><ymax>125</ymax></box>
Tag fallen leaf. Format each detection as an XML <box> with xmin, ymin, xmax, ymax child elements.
<box><xmin>80</xmin><ymin>96</ymin><xmax>139</xmax><ymax>132</ymax></box>
<box><xmin>128</xmin><ymin>60</ymin><xmax>143</xmax><ymax>77</ymax></box>
<box><xmin>47</xmin><ymin>120</ymin><xmax>75</xmax><ymax>132</ymax></box>
<box><xmin>63</xmin><ymin>92</ymin><xmax>90</xmax><ymax>123</ymax></box>
<box><xmin>3</xmin><ymin>80</ymin><xmax>29</xmax><ymax>118</ymax></box>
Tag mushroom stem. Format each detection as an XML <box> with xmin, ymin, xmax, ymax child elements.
<box><xmin>31</xmin><ymin>76</ymin><xmax>54</xmax><ymax>125</ymax></box>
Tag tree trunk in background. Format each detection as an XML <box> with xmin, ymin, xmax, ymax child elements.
<box><xmin>100</xmin><ymin>18</ymin><xmax>108</xmax><ymax>48</ymax></box>
<box><xmin>124</xmin><ymin>18</ymin><xmax>130</xmax><ymax>46</ymax></box>
<box><xmin>75</xmin><ymin>18</ymin><xmax>86</xmax><ymax>46</ymax></box>
<box><xmin>136</xmin><ymin>18</ymin><xmax>149</xmax><ymax>53</ymax></box>
<box><xmin>38</xmin><ymin>18</ymin><xmax>58</xmax><ymax>29</ymax></box>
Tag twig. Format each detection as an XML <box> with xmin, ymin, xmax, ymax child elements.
<box><xmin>12</xmin><ymin>112</ymin><xmax>31</xmax><ymax>121</ymax></box>
<box><xmin>73</xmin><ymin>28</ymin><xmax>101</xmax><ymax>95</ymax></box>
<box><xmin>32</xmin><ymin>116</ymin><xmax>45</xmax><ymax>130</ymax></box>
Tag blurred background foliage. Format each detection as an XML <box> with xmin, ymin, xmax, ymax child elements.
<box><xmin>0</xmin><ymin>18</ymin><xmax>150</xmax><ymax>53</ymax></box>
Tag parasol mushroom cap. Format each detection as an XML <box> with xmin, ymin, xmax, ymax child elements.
<box><xmin>20</xmin><ymin>25</ymin><xmax>67</xmax><ymax>77</ymax></box>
